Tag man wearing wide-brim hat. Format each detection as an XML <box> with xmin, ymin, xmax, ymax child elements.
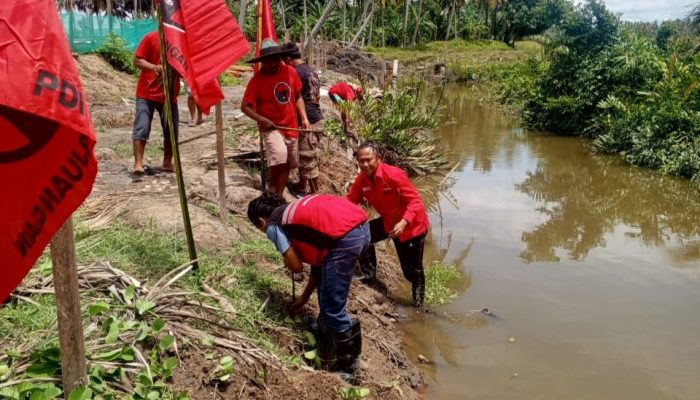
<box><xmin>241</xmin><ymin>39</ymin><xmax>311</xmax><ymax>194</ymax></box>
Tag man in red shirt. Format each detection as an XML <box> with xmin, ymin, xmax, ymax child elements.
<box><xmin>328</xmin><ymin>81</ymin><xmax>363</xmax><ymax>139</ymax></box>
<box><xmin>131</xmin><ymin>31</ymin><xmax>181</xmax><ymax>175</ymax></box>
<box><xmin>347</xmin><ymin>141</ymin><xmax>430</xmax><ymax>307</ymax></box>
<box><xmin>242</xmin><ymin>40</ymin><xmax>311</xmax><ymax>194</ymax></box>
<box><xmin>247</xmin><ymin>192</ymin><xmax>370</xmax><ymax>380</ymax></box>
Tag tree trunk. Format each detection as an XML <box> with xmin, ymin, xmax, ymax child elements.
<box><xmin>238</xmin><ymin>0</ymin><xmax>249</xmax><ymax>31</ymax></box>
<box><xmin>411</xmin><ymin>0</ymin><xmax>423</xmax><ymax>45</ymax></box>
<box><xmin>303</xmin><ymin>0</ymin><xmax>308</xmax><ymax>45</ymax></box>
<box><xmin>348</xmin><ymin>1</ymin><xmax>376</xmax><ymax>48</ymax></box>
<box><xmin>304</xmin><ymin>0</ymin><xmax>338</xmax><ymax>49</ymax></box>
<box><xmin>280</xmin><ymin>0</ymin><xmax>289</xmax><ymax>42</ymax></box>
<box><xmin>402</xmin><ymin>0</ymin><xmax>411</xmax><ymax>47</ymax></box>
<box><xmin>445</xmin><ymin>0</ymin><xmax>454</xmax><ymax>40</ymax></box>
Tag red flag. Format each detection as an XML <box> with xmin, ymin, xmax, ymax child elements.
<box><xmin>256</xmin><ymin>0</ymin><xmax>279</xmax><ymax>70</ymax></box>
<box><xmin>0</xmin><ymin>0</ymin><xmax>98</xmax><ymax>302</ymax></box>
<box><xmin>159</xmin><ymin>0</ymin><xmax>250</xmax><ymax>114</ymax></box>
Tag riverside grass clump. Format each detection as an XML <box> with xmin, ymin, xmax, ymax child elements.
<box><xmin>0</xmin><ymin>215</ymin><xmax>300</xmax><ymax>399</ymax></box>
<box><xmin>424</xmin><ymin>262</ymin><xmax>461</xmax><ymax>306</ymax></box>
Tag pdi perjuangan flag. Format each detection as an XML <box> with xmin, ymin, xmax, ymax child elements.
<box><xmin>159</xmin><ymin>0</ymin><xmax>250</xmax><ymax>114</ymax></box>
<box><xmin>254</xmin><ymin>0</ymin><xmax>278</xmax><ymax>72</ymax></box>
<box><xmin>0</xmin><ymin>0</ymin><xmax>98</xmax><ymax>302</ymax></box>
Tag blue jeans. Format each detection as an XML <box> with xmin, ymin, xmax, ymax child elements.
<box><xmin>315</xmin><ymin>223</ymin><xmax>370</xmax><ymax>332</ymax></box>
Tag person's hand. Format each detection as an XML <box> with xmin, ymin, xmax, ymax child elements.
<box><xmin>259</xmin><ymin>117</ymin><xmax>275</xmax><ymax>130</ymax></box>
<box><xmin>301</xmin><ymin>119</ymin><xmax>311</xmax><ymax>132</ymax></box>
<box><xmin>288</xmin><ymin>295</ymin><xmax>309</xmax><ymax>315</ymax></box>
<box><xmin>152</xmin><ymin>65</ymin><xmax>163</xmax><ymax>75</ymax></box>
<box><xmin>389</xmin><ymin>219</ymin><xmax>408</xmax><ymax>238</ymax></box>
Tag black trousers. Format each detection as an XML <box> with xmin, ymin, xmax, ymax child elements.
<box><xmin>367</xmin><ymin>218</ymin><xmax>426</xmax><ymax>285</ymax></box>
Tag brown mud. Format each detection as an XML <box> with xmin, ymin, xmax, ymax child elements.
<box><xmin>78</xmin><ymin>54</ymin><xmax>424</xmax><ymax>399</ymax></box>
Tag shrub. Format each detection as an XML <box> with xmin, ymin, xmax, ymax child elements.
<box><xmin>96</xmin><ymin>33</ymin><xmax>139</xmax><ymax>75</ymax></box>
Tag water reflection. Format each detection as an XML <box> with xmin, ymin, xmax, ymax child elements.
<box><xmin>517</xmin><ymin>136</ymin><xmax>700</xmax><ymax>263</ymax></box>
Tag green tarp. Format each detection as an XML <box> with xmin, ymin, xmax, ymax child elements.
<box><xmin>61</xmin><ymin>11</ymin><xmax>156</xmax><ymax>54</ymax></box>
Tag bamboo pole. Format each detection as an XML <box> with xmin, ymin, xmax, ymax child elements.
<box><xmin>215</xmin><ymin>103</ymin><xmax>227</xmax><ymax>222</ymax></box>
<box><xmin>50</xmin><ymin>218</ymin><xmax>87</xmax><ymax>394</ymax></box>
<box><xmin>156</xmin><ymin>3</ymin><xmax>199</xmax><ymax>269</ymax></box>
<box><xmin>257</xmin><ymin>0</ymin><xmax>267</xmax><ymax>189</ymax></box>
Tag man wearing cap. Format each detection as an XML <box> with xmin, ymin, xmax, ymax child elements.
<box><xmin>242</xmin><ymin>39</ymin><xmax>311</xmax><ymax>194</ymax></box>
<box><xmin>328</xmin><ymin>81</ymin><xmax>364</xmax><ymax>139</ymax></box>
<box><xmin>282</xmin><ymin>43</ymin><xmax>324</xmax><ymax>195</ymax></box>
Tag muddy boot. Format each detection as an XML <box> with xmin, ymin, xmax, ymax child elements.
<box><xmin>353</xmin><ymin>245</ymin><xmax>377</xmax><ymax>283</ymax></box>
<box><xmin>412</xmin><ymin>272</ymin><xmax>426</xmax><ymax>308</ymax></box>
<box><xmin>332</xmin><ymin>320</ymin><xmax>363</xmax><ymax>384</ymax></box>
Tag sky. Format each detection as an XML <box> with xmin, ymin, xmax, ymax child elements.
<box><xmin>580</xmin><ymin>0</ymin><xmax>697</xmax><ymax>21</ymax></box>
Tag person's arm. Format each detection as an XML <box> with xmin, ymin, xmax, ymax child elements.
<box><xmin>241</xmin><ymin>100</ymin><xmax>274</xmax><ymax>130</ymax></box>
<box><xmin>346</xmin><ymin>175</ymin><xmax>365</xmax><ymax>204</ymax></box>
<box><xmin>290</xmin><ymin>272</ymin><xmax>317</xmax><ymax>314</ymax></box>
<box><xmin>134</xmin><ymin>58</ymin><xmax>161</xmax><ymax>74</ymax></box>
<box><xmin>296</xmin><ymin>96</ymin><xmax>311</xmax><ymax>131</ymax></box>
<box><xmin>282</xmin><ymin>246</ymin><xmax>304</xmax><ymax>273</ymax></box>
<box><xmin>389</xmin><ymin>169</ymin><xmax>424</xmax><ymax>238</ymax></box>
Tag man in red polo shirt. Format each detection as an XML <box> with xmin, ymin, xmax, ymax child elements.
<box><xmin>347</xmin><ymin>141</ymin><xmax>430</xmax><ymax>307</ymax></box>
<box><xmin>131</xmin><ymin>31</ymin><xmax>180</xmax><ymax>175</ymax></box>
<box><xmin>242</xmin><ymin>39</ymin><xmax>311</xmax><ymax>194</ymax></box>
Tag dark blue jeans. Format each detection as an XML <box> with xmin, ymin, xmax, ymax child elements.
<box><xmin>315</xmin><ymin>222</ymin><xmax>370</xmax><ymax>332</ymax></box>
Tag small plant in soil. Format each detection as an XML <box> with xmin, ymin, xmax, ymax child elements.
<box><xmin>95</xmin><ymin>33</ymin><xmax>139</xmax><ymax>75</ymax></box>
<box><xmin>339</xmin><ymin>386</ymin><xmax>371</xmax><ymax>400</ymax></box>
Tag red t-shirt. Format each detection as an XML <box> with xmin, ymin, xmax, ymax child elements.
<box><xmin>243</xmin><ymin>64</ymin><xmax>302</xmax><ymax>138</ymax></box>
<box><xmin>329</xmin><ymin>82</ymin><xmax>356</xmax><ymax>101</ymax></box>
<box><xmin>135</xmin><ymin>31</ymin><xmax>180</xmax><ymax>103</ymax></box>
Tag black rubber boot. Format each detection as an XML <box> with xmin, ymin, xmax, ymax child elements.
<box><xmin>354</xmin><ymin>245</ymin><xmax>377</xmax><ymax>283</ymax></box>
<box><xmin>412</xmin><ymin>271</ymin><xmax>426</xmax><ymax>308</ymax></box>
<box><xmin>316</xmin><ymin>318</ymin><xmax>337</xmax><ymax>371</ymax></box>
<box><xmin>317</xmin><ymin>318</ymin><xmax>363</xmax><ymax>384</ymax></box>
<box><xmin>332</xmin><ymin>320</ymin><xmax>362</xmax><ymax>384</ymax></box>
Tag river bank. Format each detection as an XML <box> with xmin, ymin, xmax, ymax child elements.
<box><xmin>0</xmin><ymin>54</ymin><xmax>429</xmax><ymax>399</ymax></box>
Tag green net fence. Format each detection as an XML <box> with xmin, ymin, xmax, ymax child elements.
<box><xmin>61</xmin><ymin>11</ymin><xmax>156</xmax><ymax>54</ymax></box>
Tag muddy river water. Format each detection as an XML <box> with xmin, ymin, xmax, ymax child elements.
<box><xmin>402</xmin><ymin>88</ymin><xmax>700</xmax><ymax>399</ymax></box>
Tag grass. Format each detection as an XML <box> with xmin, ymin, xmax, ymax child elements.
<box><xmin>219</xmin><ymin>74</ymin><xmax>243</xmax><ymax>87</ymax></box>
<box><xmin>367</xmin><ymin>39</ymin><xmax>541</xmax><ymax>67</ymax></box>
<box><xmin>110</xmin><ymin>139</ymin><xmax>163</xmax><ymax>161</ymax></box>
<box><xmin>424</xmin><ymin>262</ymin><xmax>461</xmax><ymax>306</ymax></box>
<box><xmin>0</xmin><ymin>295</ymin><xmax>57</xmax><ymax>345</ymax></box>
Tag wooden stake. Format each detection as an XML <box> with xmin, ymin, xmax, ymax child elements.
<box><xmin>50</xmin><ymin>217</ymin><xmax>87</xmax><ymax>395</ymax></box>
<box><xmin>215</xmin><ymin>103</ymin><xmax>227</xmax><ymax>222</ymax></box>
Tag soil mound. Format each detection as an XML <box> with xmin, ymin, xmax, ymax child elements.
<box><xmin>326</xmin><ymin>42</ymin><xmax>387</xmax><ymax>84</ymax></box>
<box><xmin>77</xmin><ymin>54</ymin><xmax>136</xmax><ymax>105</ymax></box>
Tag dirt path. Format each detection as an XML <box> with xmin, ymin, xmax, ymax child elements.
<box><xmin>82</xmin><ymin>54</ymin><xmax>423</xmax><ymax>399</ymax></box>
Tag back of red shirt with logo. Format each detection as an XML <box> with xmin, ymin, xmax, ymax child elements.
<box><xmin>243</xmin><ymin>64</ymin><xmax>302</xmax><ymax>138</ymax></box>
<box><xmin>135</xmin><ymin>31</ymin><xmax>180</xmax><ymax>103</ymax></box>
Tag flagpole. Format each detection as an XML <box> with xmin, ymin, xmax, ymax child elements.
<box><xmin>156</xmin><ymin>3</ymin><xmax>199</xmax><ymax>270</ymax></box>
<box><xmin>215</xmin><ymin>102</ymin><xmax>227</xmax><ymax>222</ymax></box>
<box><xmin>256</xmin><ymin>0</ymin><xmax>267</xmax><ymax>190</ymax></box>
<box><xmin>50</xmin><ymin>217</ymin><xmax>87</xmax><ymax>394</ymax></box>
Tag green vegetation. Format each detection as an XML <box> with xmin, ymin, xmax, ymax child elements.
<box><xmin>517</xmin><ymin>0</ymin><xmax>700</xmax><ymax>182</ymax></box>
<box><xmin>351</xmin><ymin>85</ymin><xmax>448</xmax><ymax>175</ymax></box>
<box><xmin>339</xmin><ymin>386</ymin><xmax>371</xmax><ymax>400</ymax></box>
<box><xmin>0</xmin><ymin>215</ymin><xmax>299</xmax><ymax>398</ymax></box>
<box><xmin>424</xmin><ymin>262</ymin><xmax>460</xmax><ymax>306</ymax></box>
<box><xmin>95</xmin><ymin>33</ymin><xmax>139</xmax><ymax>75</ymax></box>
<box><xmin>218</xmin><ymin>74</ymin><xmax>243</xmax><ymax>87</ymax></box>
